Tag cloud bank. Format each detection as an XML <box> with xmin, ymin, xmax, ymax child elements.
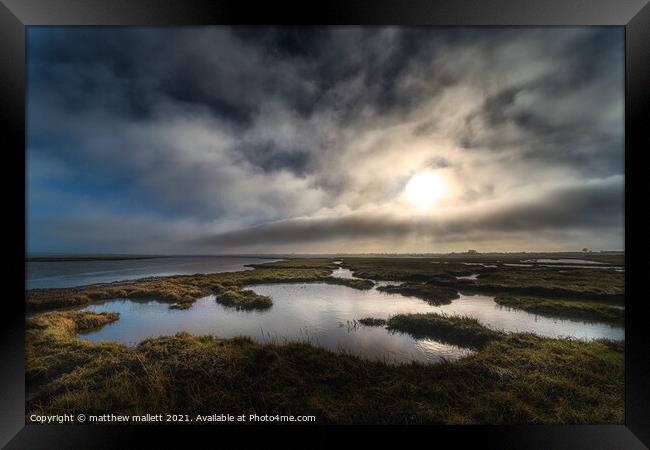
<box><xmin>27</xmin><ymin>27</ymin><xmax>624</xmax><ymax>254</ymax></box>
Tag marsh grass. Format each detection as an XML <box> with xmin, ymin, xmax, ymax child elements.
<box><xmin>472</xmin><ymin>267</ymin><xmax>623</xmax><ymax>299</ymax></box>
<box><xmin>26</xmin><ymin>257</ymin><xmax>623</xmax><ymax>312</ymax></box>
<box><xmin>216</xmin><ymin>288</ymin><xmax>273</xmax><ymax>310</ymax></box>
<box><xmin>26</xmin><ymin>311</ymin><xmax>123</xmax><ymax>386</ymax></box>
<box><xmin>494</xmin><ymin>295</ymin><xmax>624</xmax><ymax>324</ymax></box>
<box><xmin>386</xmin><ymin>313</ymin><xmax>502</xmax><ymax>349</ymax></box>
<box><xmin>25</xmin><ymin>268</ymin><xmax>329</xmax><ymax>311</ymax></box>
<box><xmin>377</xmin><ymin>283</ymin><xmax>459</xmax><ymax>305</ymax></box>
<box><xmin>26</xmin><ymin>310</ymin><xmax>624</xmax><ymax>424</ymax></box>
<box><xmin>322</xmin><ymin>277</ymin><xmax>374</xmax><ymax>290</ymax></box>
<box><xmin>25</xmin><ymin>265</ymin><xmax>380</xmax><ymax>313</ymax></box>
<box><xmin>25</xmin><ymin>257</ymin><xmax>625</xmax><ymax>424</ymax></box>
<box><xmin>341</xmin><ymin>258</ymin><xmax>624</xmax><ymax>300</ymax></box>
<box><xmin>344</xmin><ymin>258</ymin><xmax>474</xmax><ymax>281</ymax></box>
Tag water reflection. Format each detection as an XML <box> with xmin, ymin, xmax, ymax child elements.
<box><xmin>80</xmin><ymin>284</ymin><xmax>473</xmax><ymax>364</ymax></box>
<box><xmin>79</xmin><ymin>281</ymin><xmax>623</xmax><ymax>365</ymax></box>
<box><xmin>456</xmin><ymin>274</ymin><xmax>479</xmax><ymax>280</ymax></box>
<box><xmin>429</xmin><ymin>294</ymin><xmax>623</xmax><ymax>340</ymax></box>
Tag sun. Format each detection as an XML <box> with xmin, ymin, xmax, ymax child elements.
<box><xmin>404</xmin><ymin>171</ymin><xmax>445</xmax><ymax>208</ymax></box>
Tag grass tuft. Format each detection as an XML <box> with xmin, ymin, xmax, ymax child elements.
<box><xmin>215</xmin><ymin>288</ymin><xmax>272</xmax><ymax>310</ymax></box>
<box><xmin>377</xmin><ymin>283</ymin><xmax>459</xmax><ymax>305</ymax></box>
<box><xmin>387</xmin><ymin>313</ymin><xmax>502</xmax><ymax>349</ymax></box>
<box><xmin>358</xmin><ymin>318</ymin><xmax>387</xmax><ymax>326</ymax></box>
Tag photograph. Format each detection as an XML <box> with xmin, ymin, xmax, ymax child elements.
<box><xmin>24</xmin><ymin>25</ymin><xmax>626</xmax><ymax>426</ymax></box>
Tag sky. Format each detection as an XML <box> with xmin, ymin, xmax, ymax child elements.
<box><xmin>26</xmin><ymin>27</ymin><xmax>624</xmax><ymax>255</ymax></box>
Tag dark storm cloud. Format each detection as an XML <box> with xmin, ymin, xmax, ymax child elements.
<box><xmin>29</xmin><ymin>27</ymin><xmax>623</xmax><ymax>177</ymax></box>
<box><xmin>459</xmin><ymin>28</ymin><xmax>624</xmax><ymax>177</ymax></box>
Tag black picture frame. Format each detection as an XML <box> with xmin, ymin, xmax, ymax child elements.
<box><xmin>2</xmin><ymin>1</ymin><xmax>648</xmax><ymax>448</ymax></box>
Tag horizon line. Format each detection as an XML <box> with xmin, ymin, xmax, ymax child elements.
<box><xmin>26</xmin><ymin>249</ymin><xmax>625</xmax><ymax>258</ymax></box>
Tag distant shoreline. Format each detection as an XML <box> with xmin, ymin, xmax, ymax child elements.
<box><xmin>26</xmin><ymin>251</ymin><xmax>624</xmax><ymax>263</ymax></box>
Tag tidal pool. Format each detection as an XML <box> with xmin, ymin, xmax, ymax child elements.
<box><xmin>79</xmin><ymin>279</ymin><xmax>624</xmax><ymax>364</ymax></box>
<box><xmin>80</xmin><ymin>285</ymin><xmax>473</xmax><ymax>364</ymax></box>
<box><xmin>330</xmin><ymin>267</ymin><xmax>357</xmax><ymax>279</ymax></box>
<box><xmin>428</xmin><ymin>294</ymin><xmax>624</xmax><ymax>340</ymax></box>
<box><xmin>456</xmin><ymin>274</ymin><xmax>479</xmax><ymax>280</ymax></box>
<box><xmin>524</xmin><ymin>258</ymin><xmax>605</xmax><ymax>264</ymax></box>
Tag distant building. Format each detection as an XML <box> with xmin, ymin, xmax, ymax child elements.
<box><xmin>467</xmin><ymin>249</ymin><xmax>478</xmax><ymax>254</ymax></box>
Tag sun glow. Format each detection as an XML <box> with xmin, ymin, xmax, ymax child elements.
<box><xmin>404</xmin><ymin>171</ymin><xmax>446</xmax><ymax>208</ymax></box>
